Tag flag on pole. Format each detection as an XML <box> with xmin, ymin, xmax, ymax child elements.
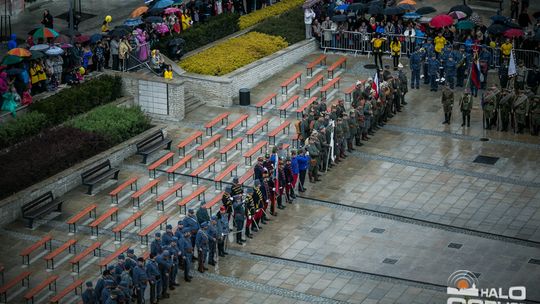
<box><xmin>508</xmin><ymin>49</ymin><xmax>517</xmax><ymax>77</ymax></box>
<box><xmin>471</xmin><ymin>59</ymin><xmax>481</xmax><ymax>89</ymax></box>
<box><xmin>372</xmin><ymin>72</ymin><xmax>379</xmax><ymax>98</ymax></box>
<box><xmin>274</xmin><ymin>154</ymin><xmax>279</xmax><ymax>197</ymax></box>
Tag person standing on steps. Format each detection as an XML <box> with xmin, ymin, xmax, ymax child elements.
<box><xmin>460</xmin><ymin>89</ymin><xmax>473</xmax><ymax>127</ymax></box>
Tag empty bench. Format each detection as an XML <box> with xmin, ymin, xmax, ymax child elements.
<box><xmin>327</xmin><ymin>57</ymin><xmax>347</xmax><ymax>79</ymax></box>
<box><xmin>280</xmin><ymin>71</ymin><xmax>302</xmax><ymax>95</ymax></box>
<box><xmin>24</xmin><ymin>275</ymin><xmax>57</xmax><ymax>304</ymax></box>
<box><xmin>306</xmin><ymin>54</ymin><xmax>327</xmax><ymax>77</ymax></box>
<box><xmin>246</xmin><ymin>119</ymin><xmax>270</xmax><ymax>143</ymax></box>
<box><xmin>255</xmin><ymin>93</ymin><xmax>277</xmax><ymax>115</ymax></box>
<box><xmin>89</xmin><ymin>208</ymin><xmax>119</xmax><ymax>237</ymax></box>
<box><xmin>139</xmin><ymin>215</ymin><xmax>169</xmax><ymax>246</ymax></box>
<box><xmin>66</xmin><ymin>204</ymin><xmax>97</xmax><ymax>233</ymax></box>
<box><xmin>49</xmin><ymin>279</ymin><xmax>83</xmax><ymax>304</ymax></box>
<box><xmin>131</xmin><ymin>180</ymin><xmax>160</xmax><ymax>208</ymax></box>
<box><xmin>177</xmin><ymin>131</ymin><xmax>203</xmax><ymax>157</ymax></box>
<box><xmin>20</xmin><ymin>235</ymin><xmax>52</xmax><ymax>265</ymax></box>
<box><xmin>113</xmin><ymin>211</ymin><xmax>143</xmax><ymax>242</ymax></box>
<box><xmin>178</xmin><ymin>186</ymin><xmax>207</xmax><ymax>214</ymax></box>
<box><xmin>81</xmin><ymin>160</ymin><xmax>120</xmax><ymax>195</ymax></box>
<box><xmin>70</xmin><ymin>241</ymin><xmax>101</xmax><ymax>273</ymax></box>
<box><xmin>155</xmin><ymin>183</ymin><xmax>183</xmax><ymax>211</ymax></box>
<box><xmin>244</xmin><ymin>141</ymin><xmax>268</xmax><ymax>166</ymax></box>
<box><xmin>214</xmin><ymin>163</ymin><xmax>238</xmax><ymax>190</ymax></box>
<box><xmin>320</xmin><ymin>77</ymin><xmax>341</xmax><ymax>99</ymax></box>
<box><xmin>343</xmin><ymin>84</ymin><xmax>356</xmax><ymax>102</ymax></box>
<box><xmin>225</xmin><ymin>114</ymin><xmax>249</xmax><ymax>138</ymax></box>
<box><xmin>21</xmin><ymin>192</ymin><xmax>63</xmax><ymax>228</ymax></box>
<box><xmin>0</xmin><ymin>271</ymin><xmax>31</xmax><ymax>303</ymax></box>
<box><xmin>238</xmin><ymin>169</ymin><xmax>254</xmax><ymax>185</ymax></box>
<box><xmin>166</xmin><ymin>154</ymin><xmax>193</xmax><ymax>181</ymax></box>
<box><xmin>190</xmin><ymin>157</ymin><xmax>217</xmax><ymax>184</ymax></box>
<box><xmin>197</xmin><ymin>134</ymin><xmax>222</xmax><ymax>159</ymax></box>
<box><xmin>147</xmin><ymin>152</ymin><xmax>174</xmax><ymax>178</ymax></box>
<box><xmin>136</xmin><ymin>130</ymin><xmax>172</xmax><ymax>164</ymax></box>
<box><xmin>296</xmin><ymin>96</ymin><xmax>318</xmax><ymax>118</ymax></box>
<box><xmin>109</xmin><ymin>176</ymin><xmax>138</xmax><ymax>204</ymax></box>
<box><xmin>303</xmin><ymin>74</ymin><xmax>324</xmax><ymax>98</ymax></box>
<box><xmin>268</xmin><ymin>121</ymin><xmax>291</xmax><ymax>145</ymax></box>
<box><xmin>205</xmin><ymin>112</ymin><xmax>230</xmax><ymax>136</ymax></box>
<box><xmin>44</xmin><ymin>239</ymin><xmax>77</xmax><ymax>270</ymax></box>
<box><xmin>278</xmin><ymin>95</ymin><xmax>300</xmax><ymax>118</ymax></box>
<box><xmin>219</xmin><ymin>137</ymin><xmax>243</xmax><ymax>162</ymax></box>
<box><xmin>203</xmin><ymin>192</ymin><xmax>224</xmax><ymax>210</ymax></box>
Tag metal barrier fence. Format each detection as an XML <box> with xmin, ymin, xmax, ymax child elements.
<box><xmin>320</xmin><ymin>30</ymin><xmax>540</xmax><ymax>69</ymax></box>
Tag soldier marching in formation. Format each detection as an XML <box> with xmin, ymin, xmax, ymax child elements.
<box><xmin>441</xmin><ymin>83</ymin><xmax>454</xmax><ymax>124</ymax></box>
<box><xmin>460</xmin><ymin>89</ymin><xmax>473</xmax><ymax>128</ymax></box>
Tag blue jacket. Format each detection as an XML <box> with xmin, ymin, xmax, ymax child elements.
<box><xmin>182</xmin><ymin>215</ymin><xmax>200</xmax><ymax>232</ymax></box>
<box><xmin>156</xmin><ymin>254</ymin><xmax>172</xmax><ymax>274</ymax></box>
<box><xmin>132</xmin><ymin>265</ymin><xmax>148</xmax><ymax>289</ymax></box>
<box><xmin>195</xmin><ymin>229</ymin><xmax>209</xmax><ymax>250</ymax></box>
<box><xmin>208</xmin><ymin>223</ymin><xmax>218</xmax><ymax>241</ymax></box>
<box><xmin>296</xmin><ymin>155</ymin><xmax>310</xmax><ymax>171</ymax></box>
<box><xmin>150</xmin><ymin>239</ymin><xmax>162</xmax><ymax>256</ymax></box>
<box><xmin>82</xmin><ymin>288</ymin><xmax>97</xmax><ymax>304</ymax></box>
<box><xmin>161</xmin><ymin>231</ymin><xmax>174</xmax><ymax>246</ymax></box>
<box><xmin>145</xmin><ymin>259</ymin><xmax>160</xmax><ymax>282</ymax></box>
<box><xmin>409</xmin><ymin>52</ymin><xmax>421</xmax><ymax>70</ymax></box>
<box><xmin>428</xmin><ymin>58</ymin><xmax>440</xmax><ymax>76</ymax></box>
<box><xmin>445</xmin><ymin>59</ymin><xmax>457</xmax><ymax>77</ymax></box>
<box><xmin>180</xmin><ymin>235</ymin><xmax>193</xmax><ymax>257</ymax></box>
<box><xmin>217</xmin><ymin>212</ymin><xmax>229</xmax><ymax>235</ymax></box>
<box><xmin>290</xmin><ymin>156</ymin><xmax>299</xmax><ymax>174</ymax></box>
<box><xmin>7</xmin><ymin>34</ymin><xmax>17</xmax><ymax>50</ymax></box>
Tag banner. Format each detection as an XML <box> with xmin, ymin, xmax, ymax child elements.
<box><xmin>508</xmin><ymin>49</ymin><xmax>517</xmax><ymax>77</ymax></box>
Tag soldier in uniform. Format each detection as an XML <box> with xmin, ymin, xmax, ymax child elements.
<box><xmin>151</xmin><ymin>232</ymin><xmax>162</xmax><ymax>257</ymax></box>
<box><xmin>145</xmin><ymin>254</ymin><xmax>161</xmax><ymax>303</ymax></box>
<box><xmin>195</xmin><ymin>222</ymin><xmax>209</xmax><ymax>273</ymax></box>
<box><xmin>254</xmin><ymin>156</ymin><xmax>265</xmax><ymax>183</ymax></box>
<box><xmin>231</xmin><ymin>177</ymin><xmax>243</xmax><ymax>196</ymax></box>
<box><xmin>514</xmin><ymin>91</ymin><xmax>529</xmax><ymax>133</ymax></box>
<box><xmin>428</xmin><ymin>54</ymin><xmax>440</xmax><ymax>92</ymax></box>
<box><xmin>482</xmin><ymin>86</ymin><xmax>499</xmax><ymax>129</ymax></box>
<box><xmin>261</xmin><ymin>170</ymin><xmax>276</xmax><ymax>216</ymax></box>
<box><xmin>460</xmin><ymin>89</ymin><xmax>473</xmax><ymax>127</ymax></box>
<box><xmin>456</xmin><ymin>46</ymin><xmax>467</xmax><ymax>88</ymax></box>
<box><xmin>530</xmin><ymin>96</ymin><xmax>540</xmax><ymax>135</ymax></box>
<box><xmin>179</xmin><ymin>228</ymin><xmax>193</xmax><ymax>282</ymax></box>
<box><xmin>306</xmin><ymin>137</ymin><xmax>320</xmax><ymax>182</ymax></box>
<box><xmin>221</xmin><ymin>186</ymin><xmax>233</xmax><ymax>220</ymax></box>
<box><xmin>182</xmin><ymin>209</ymin><xmax>200</xmax><ymax>248</ymax></box>
<box><xmin>398</xmin><ymin>64</ymin><xmax>408</xmax><ymax>105</ymax></box>
<box><xmin>422</xmin><ymin>39</ymin><xmax>435</xmax><ymax>84</ymax></box>
<box><xmin>441</xmin><ymin>83</ymin><xmax>454</xmax><ymax>124</ymax></box>
<box><xmin>498</xmin><ymin>89</ymin><xmax>514</xmax><ymax>132</ymax></box>
<box><xmin>349</xmin><ymin>110</ymin><xmax>360</xmax><ymax>147</ymax></box>
<box><xmin>207</xmin><ymin>216</ymin><xmax>218</xmax><ymax>266</ymax></box>
<box><xmin>216</xmin><ymin>206</ymin><xmax>229</xmax><ymax>257</ymax></box>
<box><xmin>445</xmin><ymin>56</ymin><xmax>457</xmax><ymax>89</ymax></box>
<box><xmin>233</xmin><ymin>194</ymin><xmax>246</xmax><ymax>244</ymax></box>
<box><xmin>244</xmin><ymin>188</ymin><xmax>255</xmax><ymax>238</ymax></box>
<box><xmin>342</xmin><ymin>113</ymin><xmax>353</xmax><ymax>152</ymax></box>
<box><xmin>409</xmin><ymin>48</ymin><xmax>422</xmax><ymax>89</ymax></box>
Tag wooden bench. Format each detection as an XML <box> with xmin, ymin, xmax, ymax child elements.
<box><xmin>268</xmin><ymin>121</ymin><xmax>291</xmax><ymax>145</ymax></box>
<box><xmin>278</xmin><ymin>95</ymin><xmax>300</xmax><ymax>118</ymax></box>
<box><xmin>243</xmin><ymin>141</ymin><xmax>268</xmax><ymax>166</ymax></box>
<box><xmin>203</xmin><ymin>192</ymin><xmax>224</xmax><ymax>209</ymax></box>
<box><xmin>190</xmin><ymin>157</ymin><xmax>217</xmax><ymax>184</ymax></box>
<box><xmin>303</xmin><ymin>74</ymin><xmax>324</xmax><ymax>98</ymax></box>
<box><xmin>98</xmin><ymin>244</ymin><xmax>130</xmax><ymax>272</ymax></box>
<box><xmin>327</xmin><ymin>57</ymin><xmax>347</xmax><ymax>79</ymax></box>
<box><xmin>21</xmin><ymin>192</ymin><xmax>63</xmax><ymax>228</ymax></box>
<box><xmin>296</xmin><ymin>96</ymin><xmax>318</xmax><ymax>119</ymax></box>
<box><xmin>49</xmin><ymin>279</ymin><xmax>83</xmax><ymax>304</ymax></box>
<box><xmin>112</xmin><ymin>211</ymin><xmax>143</xmax><ymax>242</ymax></box>
<box><xmin>205</xmin><ymin>112</ymin><xmax>230</xmax><ymax>136</ymax></box>
<box><xmin>89</xmin><ymin>207</ymin><xmax>119</xmax><ymax>237</ymax></box>
<box><xmin>246</xmin><ymin>118</ymin><xmax>270</xmax><ymax>143</ymax></box>
<box><xmin>306</xmin><ymin>54</ymin><xmax>327</xmax><ymax>77</ymax></box>
<box><xmin>196</xmin><ymin>134</ymin><xmax>222</xmax><ymax>159</ymax></box>
<box><xmin>81</xmin><ymin>160</ymin><xmax>120</xmax><ymax>195</ymax></box>
<box><xmin>225</xmin><ymin>114</ymin><xmax>249</xmax><ymax>138</ymax></box>
<box><xmin>66</xmin><ymin>204</ymin><xmax>97</xmax><ymax>233</ymax></box>
<box><xmin>136</xmin><ymin>130</ymin><xmax>172</xmax><ymax>164</ymax></box>
<box><xmin>44</xmin><ymin>239</ymin><xmax>77</xmax><ymax>270</ymax></box>
<box><xmin>177</xmin><ymin>186</ymin><xmax>207</xmax><ymax>214</ymax></box>
<box><xmin>155</xmin><ymin>183</ymin><xmax>183</xmax><ymax>211</ymax></box>
<box><xmin>214</xmin><ymin>163</ymin><xmax>238</xmax><ymax>190</ymax></box>
<box><xmin>320</xmin><ymin>77</ymin><xmax>341</xmax><ymax>99</ymax></box>
<box><xmin>20</xmin><ymin>235</ymin><xmax>52</xmax><ymax>265</ymax></box>
<box><xmin>147</xmin><ymin>152</ymin><xmax>174</xmax><ymax>178</ymax></box>
<box><xmin>255</xmin><ymin>93</ymin><xmax>277</xmax><ymax>115</ymax></box>
<box><xmin>219</xmin><ymin>137</ymin><xmax>243</xmax><ymax>162</ymax></box>
<box><xmin>238</xmin><ymin>169</ymin><xmax>254</xmax><ymax>185</ymax></box>
<box><xmin>70</xmin><ymin>241</ymin><xmax>101</xmax><ymax>273</ymax></box>
<box><xmin>280</xmin><ymin>71</ymin><xmax>302</xmax><ymax>95</ymax></box>
<box><xmin>138</xmin><ymin>215</ymin><xmax>169</xmax><ymax>246</ymax></box>
<box><xmin>131</xmin><ymin>180</ymin><xmax>160</xmax><ymax>208</ymax></box>
<box><xmin>0</xmin><ymin>271</ymin><xmax>31</xmax><ymax>303</ymax></box>
<box><xmin>166</xmin><ymin>154</ymin><xmax>193</xmax><ymax>181</ymax></box>
<box><xmin>109</xmin><ymin>176</ymin><xmax>138</xmax><ymax>204</ymax></box>
<box><xmin>343</xmin><ymin>84</ymin><xmax>356</xmax><ymax>102</ymax></box>
<box><xmin>177</xmin><ymin>131</ymin><xmax>203</xmax><ymax>157</ymax></box>
<box><xmin>24</xmin><ymin>275</ymin><xmax>57</xmax><ymax>304</ymax></box>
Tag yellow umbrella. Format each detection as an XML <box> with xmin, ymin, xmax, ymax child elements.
<box><xmin>398</xmin><ymin>0</ymin><xmax>416</xmax><ymax>5</ymax></box>
<box><xmin>130</xmin><ymin>6</ymin><xmax>148</xmax><ymax>18</ymax></box>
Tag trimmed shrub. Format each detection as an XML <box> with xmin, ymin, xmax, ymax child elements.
<box><xmin>0</xmin><ymin>112</ymin><xmax>50</xmax><ymax>150</ymax></box>
<box><xmin>238</xmin><ymin>0</ymin><xmax>303</xmax><ymax>29</ymax></box>
<box><xmin>252</xmin><ymin>7</ymin><xmax>304</xmax><ymax>44</ymax></box>
<box><xmin>179</xmin><ymin>32</ymin><xmax>288</xmax><ymax>76</ymax></box>
<box><xmin>0</xmin><ymin>127</ymin><xmax>111</xmax><ymax>199</ymax></box>
<box><xmin>68</xmin><ymin>105</ymin><xmax>152</xmax><ymax>143</ymax></box>
<box><xmin>29</xmin><ymin>75</ymin><xmax>123</xmax><ymax>125</ymax></box>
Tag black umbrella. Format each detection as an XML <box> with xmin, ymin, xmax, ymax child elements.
<box><xmin>60</xmin><ymin>28</ymin><xmax>81</xmax><ymax>37</ymax></box>
<box><xmin>384</xmin><ymin>6</ymin><xmax>404</xmax><ymax>15</ymax></box>
<box><xmin>368</xmin><ymin>4</ymin><xmax>383</xmax><ymax>15</ymax></box>
<box><xmin>332</xmin><ymin>14</ymin><xmax>348</xmax><ymax>22</ymax></box>
<box><xmin>490</xmin><ymin>15</ymin><xmax>507</xmax><ymax>23</ymax></box>
<box><xmin>145</xmin><ymin>16</ymin><xmax>164</xmax><ymax>23</ymax></box>
<box><xmin>348</xmin><ymin>3</ymin><xmax>365</xmax><ymax>12</ymax></box>
<box><xmin>533</xmin><ymin>31</ymin><xmax>540</xmax><ymax>42</ymax></box>
<box><xmin>449</xmin><ymin>4</ymin><xmax>472</xmax><ymax>16</ymax></box>
<box><xmin>398</xmin><ymin>4</ymin><xmax>415</xmax><ymax>11</ymax></box>
<box><xmin>532</xmin><ymin>11</ymin><xmax>540</xmax><ymax>19</ymax></box>
<box><xmin>487</xmin><ymin>23</ymin><xmax>507</xmax><ymax>35</ymax></box>
<box><xmin>30</xmin><ymin>50</ymin><xmax>45</xmax><ymax>59</ymax></box>
<box><xmin>148</xmin><ymin>7</ymin><xmax>164</xmax><ymax>15</ymax></box>
<box><xmin>6</xmin><ymin>68</ymin><xmax>24</xmax><ymax>76</ymax></box>
<box><xmin>168</xmin><ymin>38</ymin><xmax>185</xmax><ymax>46</ymax></box>
<box><xmin>109</xmin><ymin>28</ymin><xmax>130</xmax><ymax>37</ymax></box>
<box><xmin>505</xmin><ymin>21</ymin><xmax>521</xmax><ymax>29</ymax></box>
<box><xmin>416</xmin><ymin>6</ymin><xmax>436</xmax><ymax>15</ymax></box>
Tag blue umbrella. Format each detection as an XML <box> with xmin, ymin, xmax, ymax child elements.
<box><xmin>335</xmin><ymin>4</ymin><xmax>349</xmax><ymax>11</ymax></box>
<box><xmin>152</xmin><ymin>0</ymin><xmax>174</xmax><ymax>9</ymax></box>
<box><xmin>403</xmin><ymin>12</ymin><xmax>420</xmax><ymax>19</ymax></box>
<box><xmin>90</xmin><ymin>34</ymin><xmax>102</xmax><ymax>43</ymax></box>
<box><xmin>490</xmin><ymin>15</ymin><xmax>507</xmax><ymax>23</ymax></box>
<box><xmin>124</xmin><ymin>18</ymin><xmax>143</xmax><ymax>26</ymax></box>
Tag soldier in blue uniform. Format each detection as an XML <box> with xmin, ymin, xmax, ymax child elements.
<box><xmin>124</xmin><ymin>248</ymin><xmax>137</xmax><ymax>270</ymax></box>
<box><xmin>166</xmin><ymin>237</ymin><xmax>180</xmax><ymax>289</ymax></box>
<box><xmin>174</xmin><ymin>220</ymin><xmax>184</xmax><ymax>244</ymax></box>
<box><xmin>145</xmin><ymin>253</ymin><xmax>161</xmax><ymax>304</ymax></box>
<box><xmin>82</xmin><ymin>281</ymin><xmax>97</xmax><ymax>304</ymax></box>
<box><xmin>132</xmin><ymin>257</ymin><xmax>148</xmax><ymax>304</ymax></box>
<box><xmin>455</xmin><ymin>46</ymin><xmax>467</xmax><ymax>87</ymax></box>
<box><xmin>445</xmin><ymin>56</ymin><xmax>457</xmax><ymax>89</ymax></box>
<box><xmin>422</xmin><ymin>38</ymin><xmax>434</xmax><ymax>84</ymax></box>
<box><xmin>183</xmin><ymin>208</ymin><xmax>200</xmax><ymax>248</ymax></box>
<box><xmin>151</xmin><ymin>232</ymin><xmax>163</xmax><ymax>256</ymax></box>
<box><xmin>162</xmin><ymin>224</ymin><xmax>174</xmax><ymax>246</ymax></box>
<box><xmin>409</xmin><ymin>48</ymin><xmax>422</xmax><ymax>89</ymax></box>
<box><xmin>208</xmin><ymin>216</ymin><xmax>218</xmax><ymax>266</ymax></box>
<box><xmin>94</xmin><ymin>270</ymin><xmax>112</xmax><ymax>303</ymax></box>
<box><xmin>254</xmin><ymin>156</ymin><xmax>265</xmax><ymax>183</ymax></box>
<box><xmin>233</xmin><ymin>194</ymin><xmax>246</xmax><ymax>245</ymax></box>
<box><xmin>479</xmin><ymin>46</ymin><xmax>492</xmax><ymax>90</ymax></box>
<box><xmin>216</xmin><ymin>205</ymin><xmax>229</xmax><ymax>257</ymax></box>
<box><xmin>428</xmin><ymin>54</ymin><xmax>440</xmax><ymax>92</ymax></box>
<box><xmin>156</xmin><ymin>250</ymin><xmax>171</xmax><ymax>298</ymax></box>
<box><xmin>180</xmin><ymin>228</ymin><xmax>193</xmax><ymax>282</ymax></box>
<box><xmin>196</xmin><ymin>201</ymin><xmax>210</xmax><ymax>224</ymax></box>
<box><xmin>196</xmin><ymin>221</ymin><xmax>210</xmax><ymax>272</ymax></box>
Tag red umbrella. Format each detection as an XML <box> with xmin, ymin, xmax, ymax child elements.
<box><xmin>430</xmin><ymin>14</ymin><xmax>453</xmax><ymax>28</ymax></box>
<box><xmin>504</xmin><ymin>28</ymin><xmax>524</xmax><ymax>38</ymax></box>
<box><xmin>75</xmin><ymin>35</ymin><xmax>90</xmax><ymax>43</ymax></box>
<box><xmin>54</xmin><ymin>35</ymin><xmax>71</xmax><ymax>44</ymax></box>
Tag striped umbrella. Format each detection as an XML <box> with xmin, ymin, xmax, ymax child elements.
<box><xmin>32</xmin><ymin>27</ymin><xmax>59</xmax><ymax>40</ymax></box>
<box><xmin>7</xmin><ymin>48</ymin><xmax>32</xmax><ymax>57</ymax></box>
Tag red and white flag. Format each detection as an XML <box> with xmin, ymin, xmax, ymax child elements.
<box><xmin>372</xmin><ymin>72</ymin><xmax>379</xmax><ymax>98</ymax></box>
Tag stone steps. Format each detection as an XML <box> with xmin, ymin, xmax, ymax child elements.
<box><xmin>185</xmin><ymin>93</ymin><xmax>205</xmax><ymax>114</ymax></box>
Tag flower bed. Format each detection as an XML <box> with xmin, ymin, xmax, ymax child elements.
<box><xmin>179</xmin><ymin>32</ymin><xmax>288</xmax><ymax>76</ymax></box>
<box><xmin>0</xmin><ymin>105</ymin><xmax>151</xmax><ymax>200</ymax></box>
<box><xmin>239</xmin><ymin>0</ymin><xmax>304</xmax><ymax>29</ymax></box>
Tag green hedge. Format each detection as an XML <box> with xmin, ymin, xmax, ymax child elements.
<box><xmin>158</xmin><ymin>13</ymin><xmax>240</xmax><ymax>56</ymax></box>
<box><xmin>251</xmin><ymin>7</ymin><xmax>304</xmax><ymax>44</ymax></box>
<box><xmin>29</xmin><ymin>75</ymin><xmax>123</xmax><ymax>125</ymax></box>
<box><xmin>0</xmin><ymin>112</ymin><xmax>49</xmax><ymax>149</ymax></box>
<box><xmin>69</xmin><ymin>105</ymin><xmax>152</xmax><ymax>144</ymax></box>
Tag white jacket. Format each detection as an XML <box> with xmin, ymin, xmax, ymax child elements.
<box><xmin>304</xmin><ymin>9</ymin><xmax>316</xmax><ymax>25</ymax></box>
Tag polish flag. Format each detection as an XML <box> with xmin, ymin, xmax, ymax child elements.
<box><xmin>372</xmin><ymin>72</ymin><xmax>379</xmax><ymax>98</ymax></box>
<box><xmin>471</xmin><ymin>59</ymin><xmax>481</xmax><ymax>89</ymax></box>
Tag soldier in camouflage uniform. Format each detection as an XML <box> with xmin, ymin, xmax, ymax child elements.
<box><xmin>365</xmin><ymin>96</ymin><xmax>375</xmax><ymax>134</ymax></box>
<box><xmin>530</xmin><ymin>96</ymin><xmax>540</xmax><ymax>135</ymax></box>
<box><xmin>482</xmin><ymin>86</ymin><xmax>499</xmax><ymax>130</ymax></box>
<box><xmin>441</xmin><ymin>83</ymin><xmax>454</xmax><ymax>124</ymax></box>
<box><xmin>306</xmin><ymin>137</ymin><xmax>320</xmax><ymax>183</ymax></box>
<box><xmin>513</xmin><ymin>91</ymin><xmax>529</xmax><ymax>133</ymax></box>
<box><xmin>498</xmin><ymin>89</ymin><xmax>514</xmax><ymax>132</ymax></box>
<box><xmin>342</xmin><ymin>113</ymin><xmax>352</xmax><ymax>152</ymax></box>
<box><xmin>349</xmin><ymin>110</ymin><xmax>360</xmax><ymax>148</ymax></box>
<box><xmin>335</xmin><ymin>117</ymin><xmax>346</xmax><ymax>161</ymax></box>
<box><xmin>398</xmin><ymin>65</ymin><xmax>408</xmax><ymax>106</ymax></box>
<box><xmin>460</xmin><ymin>90</ymin><xmax>473</xmax><ymax>127</ymax></box>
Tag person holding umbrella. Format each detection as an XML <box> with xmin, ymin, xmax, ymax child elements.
<box><xmin>41</xmin><ymin>9</ymin><xmax>54</xmax><ymax>29</ymax></box>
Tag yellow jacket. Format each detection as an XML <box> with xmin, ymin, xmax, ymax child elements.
<box><xmin>390</xmin><ymin>41</ymin><xmax>401</xmax><ymax>55</ymax></box>
<box><xmin>372</xmin><ymin>38</ymin><xmax>384</xmax><ymax>49</ymax></box>
<box><xmin>30</xmin><ymin>65</ymin><xmax>46</xmax><ymax>84</ymax></box>
<box><xmin>164</xmin><ymin>70</ymin><xmax>173</xmax><ymax>79</ymax></box>
<box><xmin>501</xmin><ymin>42</ymin><xmax>512</xmax><ymax>56</ymax></box>
<box><xmin>434</xmin><ymin>36</ymin><xmax>446</xmax><ymax>53</ymax></box>
<box><xmin>181</xmin><ymin>15</ymin><xmax>191</xmax><ymax>31</ymax></box>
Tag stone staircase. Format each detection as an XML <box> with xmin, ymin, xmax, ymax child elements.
<box><xmin>184</xmin><ymin>91</ymin><xmax>205</xmax><ymax>114</ymax></box>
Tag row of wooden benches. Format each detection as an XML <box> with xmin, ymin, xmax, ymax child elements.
<box><xmin>280</xmin><ymin>55</ymin><xmax>347</xmax><ymax>95</ymax></box>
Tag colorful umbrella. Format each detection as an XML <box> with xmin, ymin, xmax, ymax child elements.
<box><xmin>130</xmin><ymin>6</ymin><xmax>148</xmax><ymax>18</ymax></box>
<box><xmin>419</xmin><ymin>16</ymin><xmax>432</xmax><ymax>23</ymax></box>
<box><xmin>152</xmin><ymin>0</ymin><xmax>174</xmax><ymax>9</ymax></box>
<box><xmin>2</xmin><ymin>55</ymin><xmax>23</xmax><ymax>65</ymax></box>
<box><xmin>75</xmin><ymin>35</ymin><xmax>90</xmax><ymax>43</ymax></box>
<box><xmin>430</xmin><ymin>14</ymin><xmax>453</xmax><ymax>28</ymax></box>
<box><xmin>164</xmin><ymin>7</ymin><xmax>180</xmax><ymax>14</ymax></box>
<box><xmin>29</xmin><ymin>44</ymin><xmax>49</xmax><ymax>51</ymax></box>
<box><xmin>154</xmin><ymin>23</ymin><xmax>169</xmax><ymax>34</ymax></box>
<box><xmin>403</xmin><ymin>12</ymin><xmax>421</xmax><ymax>19</ymax></box>
<box><xmin>335</xmin><ymin>4</ymin><xmax>349</xmax><ymax>11</ymax></box>
<box><xmin>449</xmin><ymin>11</ymin><xmax>467</xmax><ymax>20</ymax></box>
<box><xmin>124</xmin><ymin>18</ymin><xmax>143</xmax><ymax>26</ymax></box>
<box><xmin>32</xmin><ymin>27</ymin><xmax>59</xmax><ymax>40</ymax></box>
<box><xmin>504</xmin><ymin>28</ymin><xmax>524</xmax><ymax>38</ymax></box>
<box><xmin>416</xmin><ymin>6</ymin><xmax>436</xmax><ymax>15</ymax></box>
<box><xmin>59</xmin><ymin>43</ymin><xmax>73</xmax><ymax>49</ymax></box>
<box><xmin>398</xmin><ymin>0</ymin><xmax>416</xmax><ymax>5</ymax></box>
<box><xmin>470</xmin><ymin>12</ymin><xmax>482</xmax><ymax>25</ymax></box>
<box><xmin>45</xmin><ymin>46</ymin><xmax>64</xmax><ymax>56</ymax></box>
<box><xmin>449</xmin><ymin>4</ymin><xmax>472</xmax><ymax>16</ymax></box>
<box><xmin>456</xmin><ymin>20</ymin><xmax>474</xmax><ymax>30</ymax></box>
<box><xmin>7</xmin><ymin>48</ymin><xmax>31</xmax><ymax>57</ymax></box>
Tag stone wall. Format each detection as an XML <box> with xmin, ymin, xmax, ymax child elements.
<box><xmin>0</xmin><ymin>125</ymin><xmax>164</xmax><ymax>227</ymax></box>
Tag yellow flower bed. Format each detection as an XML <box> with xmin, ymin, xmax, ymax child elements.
<box><xmin>239</xmin><ymin>0</ymin><xmax>304</xmax><ymax>30</ymax></box>
<box><xmin>179</xmin><ymin>32</ymin><xmax>288</xmax><ymax>76</ymax></box>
